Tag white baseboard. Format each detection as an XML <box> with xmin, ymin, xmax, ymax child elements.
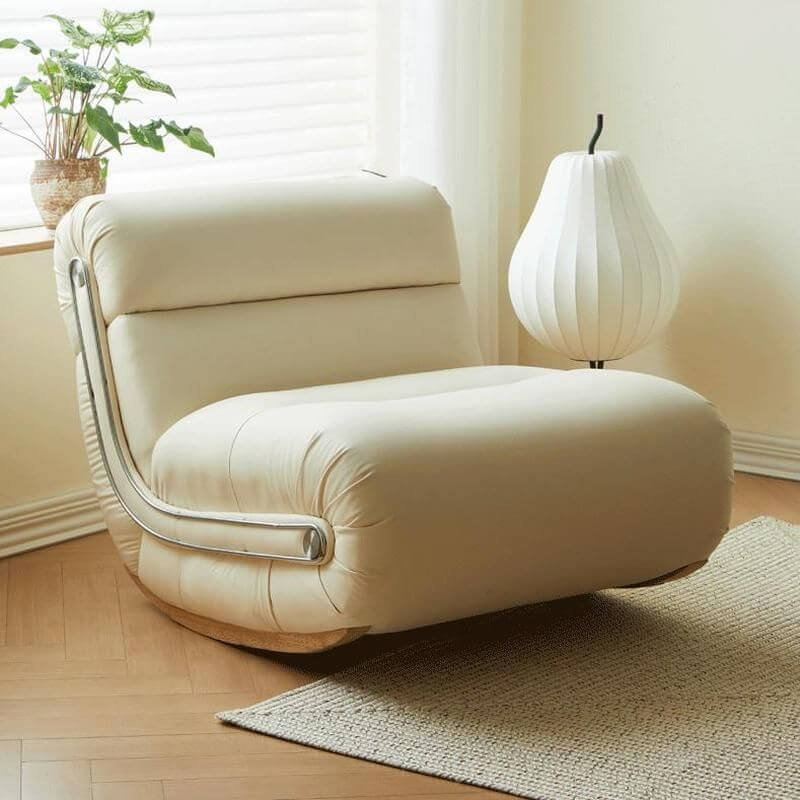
<box><xmin>0</xmin><ymin>487</ymin><xmax>104</xmax><ymax>559</ymax></box>
<box><xmin>732</xmin><ymin>430</ymin><xmax>800</xmax><ymax>481</ymax></box>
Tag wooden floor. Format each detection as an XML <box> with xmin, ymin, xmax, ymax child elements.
<box><xmin>0</xmin><ymin>472</ymin><xmax>796</xmax><ymax>800</ymax></box>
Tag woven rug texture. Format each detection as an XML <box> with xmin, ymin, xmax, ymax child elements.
<box><xmin>219</xmin><ymin>517</ymin><xmax>800</xmax><ymax>799</ymax></box>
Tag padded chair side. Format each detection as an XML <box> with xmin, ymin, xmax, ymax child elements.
<box><xmin>76</xmin><ymin>355</ymin><xmax>142</xmax><ymax>573</ymax></box>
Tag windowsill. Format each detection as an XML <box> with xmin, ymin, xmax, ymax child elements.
<box><xmin>0</xmin><ymin>226</ymin><xmax>54</xmax><ymax>257</ymax></box>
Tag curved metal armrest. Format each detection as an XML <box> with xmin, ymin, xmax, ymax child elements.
<box><xmin>69</xmin><ymin>258</ymin><xmax>331</xmax><ymax>565</ymax></box>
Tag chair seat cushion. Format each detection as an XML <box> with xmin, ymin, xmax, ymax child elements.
<box><xmin>150</xmin><ymin>366</ymin><xmax>731</xmax><ymax>633</ymax></box>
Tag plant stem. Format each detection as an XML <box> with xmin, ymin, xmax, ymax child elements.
<box><xmin>39</xmin><ymin>52</ymin><xmax>58</xmax><ymax>158</ymax></box>
<box><xmin>41</xmin><ymin>97</ymin><xmax>52</xmax><ymax>157</ymax></box>
<box><xmin>94</xmin><ymin>138</ymin><xmax>133</xmax><ymax>157</ymax></box>
<box><xmin>0</xmin><ymin>123</ymin><xmax>48</xmax><ymax>155</ymax></box>
<box><xmin>11</xmin><ymin>105</ymin><xmax>47</xmax><ymax>148</ymax></box>
<box><xmin>69</xmin><ymin>42</ymin><xmax>112</xmax><ymax>158</ymax></box>
<box><xmin>66</xmin><ymin>86</ymin><xmax>78</xmax><ymax>157</ymax></box>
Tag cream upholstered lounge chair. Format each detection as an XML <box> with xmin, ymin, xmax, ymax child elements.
<box><xmin>54</xmin><ymin>178</ymin><xmax>733</xmax><ymax>653</ymax></box>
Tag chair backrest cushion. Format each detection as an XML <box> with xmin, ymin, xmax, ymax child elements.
<box><xmin>55</xmin><ymin>177</ymin><xmax>482</xmax><ymax>479</ymax></box>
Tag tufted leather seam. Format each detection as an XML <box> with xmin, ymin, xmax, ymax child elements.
<box><xmin>265</xmin><ymin>560</ymin><xmax>283</xmax><ymax>632</ymax></box>
<box><xmin>104</xmin><ymin>280</ymin><xmax>461</xmax><ymax>320</ymax></box>
<box><xmin>332</xmin><ymin>556</ymin><xmax>371</xmax><ymax>578</ymax></box>
<box><xmin>317</xmin><ymin>567</ymin><xmax>343</xmax><ymax>615</ymax></box>
<box><xmin>226</xmin><ymin>407</ymin><xmax>285</xmax><ymax>633</ymax></box>
<box><xmin>295</xmin><ymin>430</ymin><xmax>323</xmax><ymax>513</ymax></box>
<box><xmin>322</xmin><ymin>469</ymin><xmax>375</xmax><ymax>520</ymax></box>
<box><xmin>312</xmin><ymin>446</ymin><xmax>352</xmax><ymax>517</ymax></box>
<box><xmin>226</xmin><ymin>407</ymin><xmax>269</xmax><ymax>511</ymax></box>
<box><xmin>327</xmin><ymin>514</ymin><xmax>391</xmax><ymax>531</ymax></box>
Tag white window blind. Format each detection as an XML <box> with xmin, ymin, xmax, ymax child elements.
<box><xmin>0</xmin><ymin>1</ymin><xmax>374</xmax><ymax>229</ymax></box>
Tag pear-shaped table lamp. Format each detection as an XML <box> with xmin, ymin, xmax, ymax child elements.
<box><xmin>509</xmin><ymin>114</ymin><xmax>680</xmax><ymax>368</ymax></box>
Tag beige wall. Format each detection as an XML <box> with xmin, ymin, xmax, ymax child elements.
<box><xmin>0</xmin><ymin>249</ymin><xmax>90</xmax><ymax>507</ymax></box>
<box><xmin>2</xmin><ymin>0</ymin><xmax>798</xmax><ymax>513</ymax></box>
<box><xmin>520</xmin><ymin>0</ymin><xmax>800</xmax><ymax>438</ymax></box>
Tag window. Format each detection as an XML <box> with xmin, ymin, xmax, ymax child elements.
<box><xmin>0</xmin><ymin>1</ymin><xmax>374</xmax><ymax>229</ymax></box>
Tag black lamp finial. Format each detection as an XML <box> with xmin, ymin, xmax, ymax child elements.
<box><xmin>588</xmin><ymin>113</ymin><xmax>604</xmax><ymax>155</ymax></box>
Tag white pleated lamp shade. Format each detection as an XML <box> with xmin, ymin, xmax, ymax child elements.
<box><xmin>509</xmin><ymin>150</ymin><xmax>680</xmax><ymax>363</ymax></box>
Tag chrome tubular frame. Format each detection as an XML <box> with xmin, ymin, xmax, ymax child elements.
<box><xmin>68</xmin><ymin>257</ymin><xmax>330</xmax><ymax>565</ymax></box>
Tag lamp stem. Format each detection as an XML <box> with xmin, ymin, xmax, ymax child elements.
<box><xmin>587</xmin><ymin>113</ymin><xmax>604</xmax><ymax>155</ymax></box>
<box><xmin>589</xmin><ymin>360</ymin><xmax>605</xmax><ymax>369</ymax></box>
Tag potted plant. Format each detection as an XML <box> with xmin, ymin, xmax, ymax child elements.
<box><xmin>0</xmin><ymin>10</ymin><xmax>214</xmax><ymax>229</ymax></box>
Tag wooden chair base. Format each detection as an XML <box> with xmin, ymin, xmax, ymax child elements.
<box><xmin>127</xmin><ymin>570</ymin><xmax>369</xmax><ymax>653</ymax></box>
<box><xmin>619</xmin><ymin>559</ymin><xmax>708</xmax><ymax>589</ymax></box>
<box><xmin>126</xmin><ymin>558</ymin><xmax>707</xmax><ymax>653</ymax></box>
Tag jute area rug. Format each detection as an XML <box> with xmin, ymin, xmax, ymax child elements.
<box><xmin>219</xmin><ymin>517</ymin><xmax>800</xmax><ymax>799</ymax></box>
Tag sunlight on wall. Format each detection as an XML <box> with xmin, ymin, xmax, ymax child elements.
<box><xmin>0</xmin><ymin>250</ymin><xmax>90</xmax><ymax>506</ymax></box>
<box><xmin>520</xmin><ymin>0</ymin><xmax>800</xmax><ymax>438</ymax></box>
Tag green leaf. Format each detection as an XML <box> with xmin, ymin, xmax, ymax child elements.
<box><xmin>47</xmin><ymin>105</ymin><xmax>79</xmax><ymax>116</ymax></box>
<box><xmin>30</xmin><ymin>81</ymin><xmax>52</xmax><ymax>102</ymax></box>
<box><xmin>132</xmin><ymin>70</ymin><xmax>174</xmax><ymax>96</ymax></box>
<box><xmin>57</xmin><ymin>59</ymin><xmax>102</xmax><ymax>93</ymax></box>
<box><xmin>85</xmin><ymin>104</ymin><xmax>121</xmax><ymax>153</ymax></box>
<box><xmin>22</xmin><ymin>38</ymin><xmax>42</xmax><ymax>54</ymax></box>
<box><xmin>163</xmin><ymin>120</ymin><xmax>215</xmax><ymax>156</ymax></box>
<box><xmin>49</xmin><ymin>47</ymin><xmax>79</xmax><ymax>61</ymax></box>
<box><xmin>15</xmin><ymin>76</ymin><xmax>51</xmax><ymax>102</ymax></box>
<box><xmin>0</xmin><ymin>38</ymin><xmax>42</xmax><ymax>54</ymax></box>
<box><xmin>99</xmin><ymin>156</ymin><xmax>109</xmax><ymax>180</ymax></box>
<box><xmin>129</xmin><ymin>121</ymin><xmax>164</xmax><ymax>151</ymax></box>
<box><xmin>82</xmin><ymin>125</ymin><xmax>97</xmax><ymax>152</ymax></box>
<box><xmin>38</xmin><ymin>58</ymin><xmax>61</xmax><ymax>79</ymax></box>
<box><xmin>0</xmin><ymin>86</ymin><xmax>16</xmax><ymax>108</ymax></box>
<box><xmin>100</xmin><ymin>10</ymin><xmax>154</xmax><ymax>46</ymax></box>
<box><xmin>44</xmin><ymin>15</ymin><xmax>101</xmax><ymax>49</ymax></box>
<box><xmin>107</xmin><ymin>61</ymin><xmax>174</xmax><ymax>97</ymax></box>
<box><xmin>101</xmin><ymin>91</ymin><xmax>142</xmax><ymax>105</ymax></box>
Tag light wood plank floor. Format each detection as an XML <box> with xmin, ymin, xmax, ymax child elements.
<box><xmin>0</xmin><ymin>471</ymin><xmax>795</xmax><ymax>799</ymax></box>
